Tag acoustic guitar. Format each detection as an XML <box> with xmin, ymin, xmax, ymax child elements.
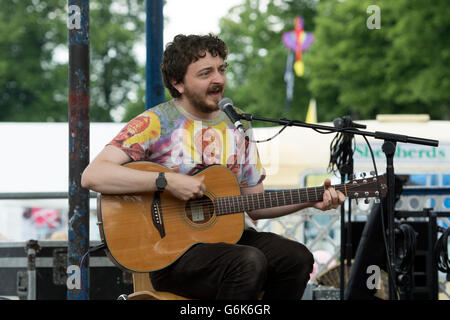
<box><xmin>97</xmin><ymin>161</ymin><xmax>387</xmax><ymax>272</ymax></box>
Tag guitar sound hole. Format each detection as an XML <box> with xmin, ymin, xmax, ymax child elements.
<box><xmin>185</xmin><ymin>196</ymin><xmax>214</xmax><ymax>225</ymax></box>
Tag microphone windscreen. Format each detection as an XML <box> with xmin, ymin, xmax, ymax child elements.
<box><xmin>333</xmin><ymin>117</ymin><xmax>343</xmax><ymax>128</ymax></box>
<box><xmin>218</xmin><ymin>97</ymin><xmax>233</xmax><ymax>110</ymax></box>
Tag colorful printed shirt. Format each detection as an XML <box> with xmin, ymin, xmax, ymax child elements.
<box><xmin>108</xmin><ymin>100</ymin><xmax>266</xmax><ymax>188</ymax></box>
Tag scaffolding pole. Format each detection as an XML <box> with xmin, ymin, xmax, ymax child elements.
<box><xmin>67</xmin><ymin>0</ymin><xmax>90</xmax><ymax>300</ymax></box>
<box><xmin>146</xmin><ymin>0</ymin><xmax>165</xmax><ymax>109</ymax></box>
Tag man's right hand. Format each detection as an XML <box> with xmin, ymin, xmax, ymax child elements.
<box><xmin>165</xmin><ymin>173</ymin><xmax>206</xmax><ymax>201</ymax></box>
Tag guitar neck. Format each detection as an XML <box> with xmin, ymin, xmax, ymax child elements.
<box><xmin>214</xmin><ymin>184</ymin><xmax>347</xmax><ymax>215</ymax></box>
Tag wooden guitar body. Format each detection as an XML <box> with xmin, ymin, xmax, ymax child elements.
<box><xmin>97</xmin><ymin>161</ymin><xmax>386</xmax><ymax>273</ymax></box>
<box><xmin>97</xmin><ymin>162</ymin><xmax>244</xmax><ymax>272</ymax></box>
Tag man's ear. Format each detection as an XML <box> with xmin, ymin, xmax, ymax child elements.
<box><xmin>171</xmin><ymin>79</ymin><xmax>184</xmax><ymax>96</ymax></box>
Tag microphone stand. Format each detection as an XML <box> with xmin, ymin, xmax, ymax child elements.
<box><xmin>239</xmin><ymin>113</ymin><xmax>439</xmax><ymax>300</ymax></box>
<box><xmin>330</xmin><ymin>116</ymin><xmax>360</xmax><ymax>300</ymax></box>
<box><xmin>339</xmin><ymin>156</ymin><xmax>354</xmax><ymax>300</ymax></box>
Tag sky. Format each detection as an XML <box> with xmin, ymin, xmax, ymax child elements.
<box><xmin>56</xmin><ymin>0</ymin><xmax>244</xmax><ymax>64</ymax></box>
<box><xmin>132</xmin><ymin>0</ymin><xmax>244</xmax><ymax>64</ymax></box>
<box><xmin>163</xmin><ymin>0</ymin><xmax>243</xmax><ymax>45</ymax></box>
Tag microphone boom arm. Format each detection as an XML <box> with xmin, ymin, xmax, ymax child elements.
<box><xmin>239</xmin><ymin>110</ymin><xmax>439</xmax><ymax>301</ymax></box>
<box><xmin>240</xmin><ymin>113</ymin><xmax>439</xmax><ymax>147</ymax></box>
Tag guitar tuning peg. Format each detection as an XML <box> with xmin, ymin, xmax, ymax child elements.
<box><xmin>370</xmin><ymin>171</ymin><xmax>375</xmax><ymax>176</ymax></box>
<box><xmin>364</xmin><ymin>198</ymin><xmax>370</xmax><ymax>204</ymax></box>
<box><xmin>360</xmin><ymin>172</ymin><xmax>366</xmax><ymax>178</ymax></box>
<box><xmin>374</xmin><ymin>198</ymin><xmax>380</xmax><ymax>204</ymax></box>
<box><xmin>355</xmin><ymin>198</ymin><xmax>359</xmax><ymax>205</ymax></box>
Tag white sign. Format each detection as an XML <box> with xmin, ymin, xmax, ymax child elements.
<box><xmin>354</xmin><ymin>141</ymin><xmax>449</xmax><ymax>166</ymax></box>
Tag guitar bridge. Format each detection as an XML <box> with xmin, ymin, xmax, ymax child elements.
<box><xmin>151</xmin><ymin>192</ymin><xmax>166</xmax><ymax>238</ymax></box>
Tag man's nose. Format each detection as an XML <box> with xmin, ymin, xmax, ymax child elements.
<box><xmin>211</xmin><ymin>69</ymin><xmax>226</xmax><ymax>84</ymax></box>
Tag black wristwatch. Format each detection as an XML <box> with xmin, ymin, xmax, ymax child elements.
<box><xmin>156</xmin><ymin>172</ymin><xmax>167</xmax><ymax>192</ymax></box>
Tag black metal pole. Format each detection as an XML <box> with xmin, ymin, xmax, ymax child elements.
<box><xmin>340</xmin><ymin>176</ymin><xmax>346</xmax><ymax>300</ymax></box>
<box><xmin>25</xmin><ymin>240</ymin><xmax>40</xmax><ymax>300</ymax></box>
<box><xmin>382</xmin><ymin>141</ymin><xmax>397</xmax><ymax>300</ymax></box>
<box><xmin>67</xmin><ymin>0</ymin><xmax>90</xmax><ymax>300</ymax></box>
<box><xmin>238</xmin><ymin>111</ymin><xmax>439</xmax><ymax>300</ymax></box>
<box><xmin>339</xmin><ymin>161</ymin><xmax>353</xmax><ymax>299</ymax></box>
<box><xmin>240</xmin><ymin>113</ymin><xmax>439</xmax><ymax>147</ymax></box>
<box><xmin>427</xmin><ymin>209</ymin><xmax>438</xmax><ymax>300</ymax></box>
<box><xmin>146</xmin><ymin>0</ymin><xmax>165</xmax><ymax>109</ymax></box>
<box><xmin>346</xmin><ymin>158</ymin><xmax>353</xmax><ymax>288</ymax></box>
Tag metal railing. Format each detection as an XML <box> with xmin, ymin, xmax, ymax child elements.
<box><xmin>0</xmin><ymin>192</ymin><xmax>98</xmax><ymax>200</ymax></box>
<box><xmin>1</xmin><ymin>187</ymin><xmax>449</xmax><ymax>299</ymax></box>
<box><xmin>257</xmin><ymin>187</ymin><xmax>450</xmax><ymax>299</ymax></box>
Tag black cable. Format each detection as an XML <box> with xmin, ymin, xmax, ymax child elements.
<box><xmin>79</xmin><ymin>243</ymin><xmax>107</xmax><ymax>282</ymax></box>
<box><xmin>362</xmin><ymin>134</ymin><xmax>400</xmax><ymax>299</ymax></box>
<box><xmin>435</xmin><ymin>226</ymin><xmax>450</xmax><ymax>273</ymax></box>
<box><xmin>246</xmin><ymin>123</ymin><xmax>290</xmax><ymax>143</ymax></box>
<box><xmin>328</xmin><ymin>123</ymin><xmax>355</xmax><ymax>176</ymax></box>
<box><xmin>247</xmin><ymin>118</ymin><xmax>338</xmax><ymax>144</ymax></box>
<box><xmin>395</xmin><ymin>223</ymin><xmax>417</xmax><ymax>299</ymax></box>
<box><xmin>395</xmin><ymin>223</ymin><xmax>417</xmax><ymax>272</ymax></box>
<box><xmin>328</xmin><ymin>124</ymin><xmax>401</xmax><ymax>299</ymax></box>
<box><xmin>69</xmin><ymin>243</ymin><xmax>107</xmax><ymax>292</ymax></box>
<box><xmin>327</xmin><ymin>120</ymin><xmax>355</xmax><ymax>300</ymax></box>
<box><xmin>248</xmin><ymin>115</ymin><xmax>401</xmax><ymax>298</ymax></box>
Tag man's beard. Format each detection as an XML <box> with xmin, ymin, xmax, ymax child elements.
<box><xmin>184</xmin><ymin>85</ymin><xmax>223</xmax><ymax>114</ymax></box>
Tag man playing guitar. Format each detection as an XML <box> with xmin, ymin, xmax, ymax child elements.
<box><xmin>81</xmin><ymin>33</ymin><xmax>345</xmax><ymax>300</ymax></box>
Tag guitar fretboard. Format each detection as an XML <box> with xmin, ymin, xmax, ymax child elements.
<box><xmin>214</xmin><ymin>185</ymin><xmax>347</xmax><ymax>215</ymax></box>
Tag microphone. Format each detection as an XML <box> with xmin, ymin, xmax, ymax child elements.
<box><xmin>333</xmin><ymin>116</ymin><xmax>366</xmax><ymax>129</ymax></box>
<box><xmin>218</xmin><ymin>97</ymin><xmax>246</xmax><ymax>136</ymax></box>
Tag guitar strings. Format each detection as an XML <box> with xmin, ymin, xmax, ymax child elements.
<box><xmin>112</xmin><ymin>182</ymin><xmax>379</xmax><ymax>224</ymax></box>
<box><xmin>152</xmin><ymin>183</ymin><xmax>373</xmax><ymax>217</ymax></box>
<box><xmin>131</xmin><ymin>186</ymin><xmax>337</xmax><ymax>220</ymax></box>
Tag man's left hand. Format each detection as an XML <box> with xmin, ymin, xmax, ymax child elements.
<box><xmin>313</xmin><ymin>179</ymin><xmax>346</xmax><ymax>211</ymax></box>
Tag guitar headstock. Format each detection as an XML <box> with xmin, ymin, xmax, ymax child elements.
<box><xmin>345</xmin><ymin>174</ymin><xmax>387</xmax><ymax>200</ymax></box>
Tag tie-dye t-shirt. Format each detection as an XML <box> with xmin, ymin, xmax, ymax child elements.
<box><xmin>108</xmin><ymin>100</ymin><xmax>266</xmax><ymax>188</ymax></box>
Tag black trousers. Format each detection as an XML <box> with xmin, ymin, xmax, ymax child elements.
<box><xmin>150</xmin><ymin>228</ymin><xmax>314</xmax><ymax>300</ymax></box>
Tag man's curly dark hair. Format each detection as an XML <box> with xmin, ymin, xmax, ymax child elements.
<box><xmin>161</xmin><ymin>34</ymin><xmax>228</xmax><ymax>98</ymax></box>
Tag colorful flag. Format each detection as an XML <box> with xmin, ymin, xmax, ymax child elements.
<box><xmin>282</xmin><ymin>17</ymin><xmax>315</xmax><ymax>77</ymax></box>
<box><xmin>305</xmin><ymin>98</ymin><xmax>317</xmax><ymax>123</ymax></box>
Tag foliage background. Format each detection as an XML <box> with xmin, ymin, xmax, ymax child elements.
<box><xmin>1</xmin><ymin>0</ymin><xmax>449</xmax><ymax>124</ymax></box>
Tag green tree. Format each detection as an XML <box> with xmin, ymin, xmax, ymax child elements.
<box><xmin>0</xmin><ymin>0</ymin><xmax>146</xmax><ymax>122</ymax></box>
<box><xmin>219</xmin><ymin>0</ymin><xmax>450</xmax><ymax>123</ymax></box>
<box><xmin>305</xmin><ymin>0</ymin><xmax>450</xmax><ymax>120</ymax></box>
<box><xmin>384</xmin><ymin>0</ymin><xmax>450</xmax><ymax>119</ymax></box>
<box><xmin>219</xmin><ymin>0</ymin><xmax>318</xmax><ymax>126</ymax></box>
<box><xmin>305</xmin><ymin>0</ymin><xmax>389</xmax><ymax>120</ymax></box>
<box><xmin>90</xmin><ymin>0</ymin><xmax>145</xmax><ymax>121</ymax></box>
<box><xmin>0</xmin><ymin>0</ymin><xmax>67</xmax><ymax>121</ymax></box>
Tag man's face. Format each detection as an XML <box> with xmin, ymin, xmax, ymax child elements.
<box><xmin>174</xmin><ymin>51</ymin><xmax>227</xmax><ymax>113</ymax></box>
